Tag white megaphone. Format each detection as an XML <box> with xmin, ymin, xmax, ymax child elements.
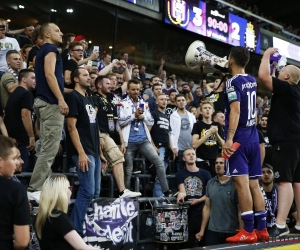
<box><xmin>185</xmin><ymin>40</ymin><xmax>228</xmax><ymax>69</ymax></box>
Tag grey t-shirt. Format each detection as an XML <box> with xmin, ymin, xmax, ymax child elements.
<box><xmin>178</xmin><ymin>113</ymin><xmax>192</xmax><ymax>151</ymax></box>
<box><xmin>206</xmin><ymin>177</ymin><xmax>239</xmax><ymax>233</ymax></box>
<box><xmin>144</xmin><ymin>88</ymin><xmax>153</xmax><ymax>98</ymax></box>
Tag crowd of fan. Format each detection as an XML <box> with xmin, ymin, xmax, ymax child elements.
<box><xmin>0</xmin><ymin>18</ymin><xmax>298</xmax><ymax>250</ymax></box>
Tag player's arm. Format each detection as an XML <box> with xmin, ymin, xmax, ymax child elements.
<box><xmin>258</xmin><ymin>48</ymin><xmax>277</xmax><ymax>92</ymax></box>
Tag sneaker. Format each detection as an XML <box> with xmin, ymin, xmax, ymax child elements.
<box><xmin>120</xmin><ymin>189</ymin><xmax>142</xmax><ymax>198</ymax></box>
<box><xmin>226</xmin><ymin>229</ymin><xmax>257</xmax><ymax>243</ymax></box>
<box><xmin>289</xmin><ymin>227</ymin><xmax>300</xmax><ymax>234</ymax></box>
<box><xmin>255</xmin><ymin>228</ymin><xmax>270</xmax><ymax>242</ymax></box>
<box><xmin>268</xmin><ymin>224</ymin><xmax>289</xmax><ymax>238</ymax></box>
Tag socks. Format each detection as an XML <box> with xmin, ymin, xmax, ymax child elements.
<box><xmin>241</xmin><ymin>211</ymin><xmax>254</xmax><ymax>233</ymax></box>
<box><xmin>275</xmin><ymin>223</ymin><xmax>285</xmax><ymax>229</ymax></box>
<box><xmin>255</xmin><ymin>210</ymin><xmax>267</xmax><ymax>231</ymax></box>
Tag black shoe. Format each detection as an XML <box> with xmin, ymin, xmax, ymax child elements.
<box><xmin>289</xmin><ymin>227</ymin><xmax>300</xmax><ymax>234</ymax></box>
<box><xmin>268</xmin><ymin>224</ymin><xmax>290</xmax><ymax>237</ymax></box>
<box><xmin>163</xmin><ymin>190</ymin><xmax>177</xmax><ymax>197</ymax></box>
<box><xmin>145</xmin><ymin>181</ymin><xmax>154</xmax><ymax>190</ymax></box>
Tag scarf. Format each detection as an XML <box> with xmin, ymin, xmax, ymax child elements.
<box><xmin>7</xmin><ymin>68</ymin><xmax>18</xmax><ymax>80</ymax></box>
<box><xmin>260</xmin><ymin>185</ymin><xmax>277</xmax><ymax>227</ymax></box>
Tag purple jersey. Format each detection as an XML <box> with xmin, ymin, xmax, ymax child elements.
<box><xmin>224</xmin><ymin>74</ymin><xmax>258</xmax><ymax>144</ymax></box>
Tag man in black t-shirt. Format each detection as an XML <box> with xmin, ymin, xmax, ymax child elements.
<box><xmin>257</xmin><ymin>115</ymin><xmax>272</xmax><ymax>166</ymax></box>
<box><xmin>93</xmin><ymin>76</ymin><xmax>141</xmax><ymax>198</ymax></box>
<box><xmin>192</xmin><ymin>101</ymin><xmax>224</xmax><ymax>176</ymax></box>
<box><xmin>0</xmin><ymin>135</ymin><xmax>31</xmax><ymax>249</ymax></box>
<box><xmin>165</xmin><ymin>89</ymin><xmax>177</xmax><ymax>118</ymax></box>
<box><xmin>63</xmin><ymin>41</ymin><xmax>83</xmax><ymax>91</ymax></box>
<box><xmin>28</xmin><ymin>22</ymin><xmax>68</xmax><ymax>192</ymax></box>
<box><xmin>65</xmin><ymin>68</ymin><xmax>101</xmax><ymax>235</ymax></box>
<box><xmin>4</xmin><ymin>69</ymin><xmax>36</xmax><ymax>172</ymax></box>
<box><xmin>150</xmin><ymin>93</ymin><xmax>174</xmax><ymax>197</ymax></box>
<box><xmin>258</xmin><ymin>47</ymin><xmax>300</xmax><ymax>237</ymax></box>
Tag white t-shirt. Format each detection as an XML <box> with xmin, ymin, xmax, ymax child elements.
<box><xmin>0</xmin><ymin>37</ymin><xmax>20</xmax><ymax>72</ymax></box>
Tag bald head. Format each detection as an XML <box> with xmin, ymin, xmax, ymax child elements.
<box><xmin>285</xmin><ymin>65</ymin><xmax>300</xmax><ymax>84</ymax></box>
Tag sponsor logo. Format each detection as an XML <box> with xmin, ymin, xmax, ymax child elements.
<box><xmin>228</xmin><ymin>91</ymin><xmax>237</xmax><ymax>101</ymax></box>
<box><xmin>242</xmin><ymin>82</ymin><xmax>257</xmax><ymax>90</ymax></box>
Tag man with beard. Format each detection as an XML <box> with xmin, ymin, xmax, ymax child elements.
<box><xmin>223</xmin><ymin>46</ymin><xmax>268</xmax><ymax>243</ymax></box>
<box><xmin>93</xmin><ymin>75</ymin><xmax>141</xmax><ymax>198</ymax></box>
<box><xmin>196</xmin><ymin>154</ymin><xmax>239</xmax><ymax>245</ymax></box>
<box><xmin>257</xmin><ymin>114</ymin><xmax>272</xmax><ymax>165</ymax></box>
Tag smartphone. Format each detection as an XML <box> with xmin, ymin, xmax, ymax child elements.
<box><xmin>93</xmin><ymin>46</ymin><xmax>99</xmax><ymax>53</ymax></box>
<box><xmin>139</xmin><ymin>103</ymin><xmax>144</xmax><ymax>113</ymax></box>
<box><xmin>87</xmin><ymin>60</ymin><xmax>93</xmax><ymax>66</ymax></box>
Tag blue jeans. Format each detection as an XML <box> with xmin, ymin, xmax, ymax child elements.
<box><xmin>153</xmin><ymin>147</ymin><xmax>168</xmax><ymax>197</ymax></box>
<box><xmin>70</xmin><ymin>155</ymin><xmax>101</xmax><ymax>235</ymax></box>
<box><xmin>18</xmin><ymin>145</ymin><xmax>30</xmax><ymax>172</ymax></box>
<box><xmin>124</xmin><ymin>140</ymin><xmax>169</xmax><ymax>193</ymax></box>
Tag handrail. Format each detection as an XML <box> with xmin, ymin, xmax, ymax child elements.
<box><xmin>215</xmin><ymin>0</ymin><xmax>300</xmax><ymax>41</ymax></box>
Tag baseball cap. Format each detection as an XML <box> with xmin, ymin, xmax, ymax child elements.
<box><xmin>74</xmin><ymin>35</ymin><xmax>86</xmax><ymax>41</ymax></box>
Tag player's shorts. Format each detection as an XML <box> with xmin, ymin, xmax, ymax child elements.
<box><xmin>225</xmin><ymin>141</ymin><xmax>262</xmax><ymax>179</ymax></box>
<box><xmin>272</xmin><ymin>141</ymin><xmax>300</xmax><ymax>183</ymax></box>
<box><xmin>101</xmin><ymin>133</ymin><xmax>125</xmax><ymax>166</ymax></box>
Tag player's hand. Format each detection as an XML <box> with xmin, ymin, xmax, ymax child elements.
<box><xmin>58</xmin><ymin>99</ymin><xmax>69</xmax><ymax>116</ymax></box>
<box><xmin>78</xmin><ymin>153</ymin><xmax>91</xmax><ymax>172</ymax></box>
<box><xmin>222</xmin><ymin>139</ymin><xmax>234</xmax><ymax>158</ymax></box>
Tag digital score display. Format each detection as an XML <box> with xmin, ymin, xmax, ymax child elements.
<box><xmin>165</xmin><ymin>0</ymin><xmax>260</xmax><ymax>53</ymax></box>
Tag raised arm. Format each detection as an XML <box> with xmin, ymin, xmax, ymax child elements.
<box><xmin>258</xmin><ymin>48</ymin><xmax>278</xmax><ymax>92</ymax></box>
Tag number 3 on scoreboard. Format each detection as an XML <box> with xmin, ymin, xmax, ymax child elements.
<box><xmin>247</xmin><ymin>91</ymin><xmax>256</xmax><ymax>120</ymax></box>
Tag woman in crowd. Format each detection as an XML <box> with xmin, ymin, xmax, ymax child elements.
<box><xmin>35</xmin><ymin>174</ymin><xmax>100</xmax><ymax>250</ymax></box>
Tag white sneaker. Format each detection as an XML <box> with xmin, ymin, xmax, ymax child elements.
<box><xmin>120</xmin><ymin>189</ymin><xmax>142</xmax><ymax>198</ymax></box>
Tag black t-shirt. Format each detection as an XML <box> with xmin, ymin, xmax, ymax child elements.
<box><xmin>259</xmin><ymin>130</ymin><xmax>272</xmax><ymax>165</ymax></box>
<box><xmin>4</xmin><ymin>86</ymin><xmax>34</xmax><ymax>145</ymax></box>
<box><xmin>93</xmin><ymin>93</ymin><xmax>121</xmax><ymax>144</ymax></box>
<box><xmin>61</xmin><ymin>49</ymin><xmax>70</xmax><ymax>66</ymax></box>
<box><xmin>35</xmin><ymin>43</ymin><xmax>64</xmax><ymax>104</ymax></box>
<box><xmin>150</xmin><ymin>109</ymin><xmax>171</xmax><ymax>147</ymax></box>
<box><xmin>0</xmin><ymin>176</ymin><xmax>31</xmax><ymax>250</ymax></box>
<box><xmin>38</xmin><ymin>209</ymin><xmax>74</xmax><ymax>250</ymax></box>
<box><xmin>208</xmin><ymin>91</ymin><xmax>225</xmax><ymax>112</ymax></box>
<box><xmin>65</xmin><ymin>90</ymin><xmax>99</xmax><ymax>157</ymax></box>
<box><xmin>165</xmin><ymin>104</ymin><xmax>177</xmax><ymax>118</ymax></box>
<box><xmin>268</xmin><ymin>77</ymin><xmax>300</xmax><ymax>144</ymax></box>
<box><xmin>110</xmin><ymin>87</ymin><xmax>123</xmax><ymax>104</ymax></box>
<box><xmin>19</xmin><ymin>36</ymin><xmax>33</xmax><ymax>48</ymax></box>
<box><xmin>175</xmin><ymin>168</ymin><xmax>211</xmax><ymax>216</ymax></box>
<box><xmin>192</xmin><ymin>120</ymin><xmax>224</xmax><ymax>160</ymax></box>
<box><xmin>63</xmin><ymin>59</ymin><xmax>78</xmax><ymax>90</ymax></box>
<box><xmin>27</xmin><ymin>46</ymin><xmax>40</xmax><ymax>66</ymax></box>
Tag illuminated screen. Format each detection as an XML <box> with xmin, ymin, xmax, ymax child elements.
<box><xmin>273</xmin><ymin>37</ymin><xmax>300</xmax><ymax>62</ymax></box>
<box><xmin>165</xmin><ymin>0</ymin><xmax>260</xmax><ymax>53</ymax></box>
